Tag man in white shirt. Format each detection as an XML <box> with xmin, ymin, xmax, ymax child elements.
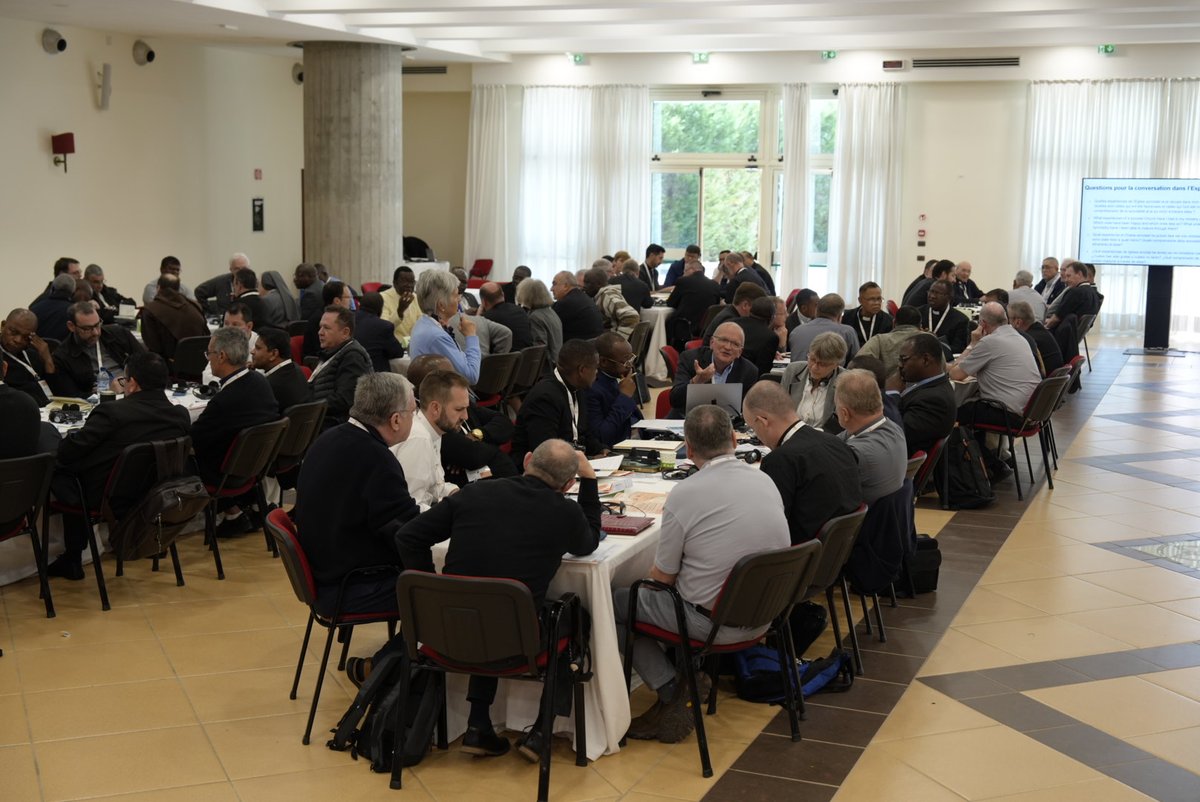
<box><xmin>202</xmin><ymin>303</ymin><xmax>258</xmax><ymax>385</ymax></box>
<box><xmin>1010</xmin><ymin>270</ymin><xmax>1048</xmax><ymax>322</ymax></box>
<box><xmin>391</xmin><ymin>369</ymin><xmax>470</xmax><ymax>509</ymax></box>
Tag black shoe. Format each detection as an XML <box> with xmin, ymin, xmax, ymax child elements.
<box><xmin>461</xmin><ymin>726</ymin><xmax>510</xmax><ymax>757</ymax></box>
<box><xmin>988</xmin><ymin>462</ymin><xmax>1013</xmax><ymax>482</ymax></box>
<box><xmin>626</xmin><ymin>700</ymin><xmax>664</xmax><ymax>740</ymax></box>
<box><xmin>46</xmin><ymin>556</ymin><xmax>85</xmax><ymax>581</ymax></box>
<box><xmin>215</xmin><ymin>513</ymin><xmax>253</xmax><ymax>538</ymax></box>
<box><xmin>516</xmin><ymin>728</ymin><xmax>545</xmax><ymax>763</ymax></box>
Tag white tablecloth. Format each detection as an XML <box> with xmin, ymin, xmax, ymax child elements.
<box><xmin>431</xmin><ymin>473</ymin><xmax>676</xmax><ymax>759</ymax></box>
<box><xmin>640</xmin><ymin>305</ymin><xmax>674</xmax><ymax>384</ymax></box>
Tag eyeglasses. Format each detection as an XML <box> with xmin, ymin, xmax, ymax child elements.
<box><xmin>73</xmin><ymin>322</ymin><xmax>101</xmax><ymax>333</ymax></box>
<box><xmin>205</xmin><ymin>349</ymin><xmax>223</xmax><ymax>358</ymax></box>
<box><xmin>603</xmin><ymin>356</ymin><xmax>636</xmax><ymax>367</ymax></box>
<box><xmin>712</xmin><ymin>335</ymin><xmax>743</xmax><ymax>348</ymax></box>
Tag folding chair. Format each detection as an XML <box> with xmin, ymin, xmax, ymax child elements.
<box><xmin>970</xmin><ymin>374</ymin><xmax>1070</xmax><ymax>500</ymax></box>
<box><xmin>0</xmin><ymin>454</ymin><xmax>56</xmax><ymax>618</ymax></box>
<box><xmin>800</xmin><ymin>505</ymin><xmax>869</xmax><ymax>675</ymax></box>
<box><xmin>264</xmin><ymin>401</ymin><xmax>329</xmax><ymax>551</ymax></box>
<box><xmin>472</xmin><ymin>352</ymin><xmax>522</xmax><ymax>408</ymax></box>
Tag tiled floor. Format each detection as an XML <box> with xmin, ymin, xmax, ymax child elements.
<box><xmin>5</xmin><ymin>336</ymin><xmax>1200</xmax><ymax>800</ymax></box>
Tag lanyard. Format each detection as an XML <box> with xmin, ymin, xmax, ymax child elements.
<box><xmin>1</xmin><ymin>346</ymin><xmax>38</xmax><ymax>378</ymax></box>
<box><xmin>849</xmin><ymin>417</ymin><xmax>887</xmax><ymax>440</ymax></box>
<box><xmin>554</xmin><ymin>367</ymin><xmax>579</xmax><ymax>442</ymax></box>
<box><xmin>220</xmin><ymin>368</ymin><xmax>249</xmax><ymax>391</ymax></box>
<box><xmin>927</xmin><ymin>307</ymin><xmax>948</xmax><ymax>336</ymax></box>
<box><xmin>856</xmin><ymin>313</ymin><xmax>876</xmax><ymax>343</ymax></box>
<box><xmin>265</xmin><ymin>359</ymin><xmax>293</xmax><ymax>377</ymax></box>
<box><xmin>779</xmin><ymin>419</ymin><xmax>805</xmax><ymax>446</ymax></box>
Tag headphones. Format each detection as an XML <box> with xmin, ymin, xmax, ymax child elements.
<box><xmin>601</xmin><ymin>500</ymin><xmax>627</xmax><ymax>515</ymax></box>
<box><xmin>736</xmin><ymin>448</ymin><xmax>763</xmax><ymax>465</ymax></box>
<box><xmin>193</xmin><ymin>381</ymin><xmax>219</xmax><ymax>399</ymax></box>
<box><xmin>49</xmin><ymin>404</ymin><xmax>84</xmax><ymax>425</ymax></box>
<box><xmin>662</xmin><ymin>465</ymin><xmax>698</xmax><ymax>481</ymax></box>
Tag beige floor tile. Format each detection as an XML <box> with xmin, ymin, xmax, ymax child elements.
<box><xmin>2</xmin><ymin>571</ymin><xmax>142</xmax><ymax>618</ymax></box>
<box><xmin>915</xmin><ymin>629</ymin><xmax>1027</xmax><ymax>676</ymax></box>
<box><xmin>872</xmin><ymin>682</ymin><xmax>997</xmax><ymax>743</ymax></box>
<box><xmin>1063</xmin><ymin>603</ymin><xmax>1200</xmax><ymax>647</ymax></box>
<box><xmin>1141</xmin><ymin>665</ymin><xmax>1200</xmax><ymax>703</ymax></box>
<box><xmin>181</xmin><ymin>665</ymin><xmax>352</xmax><ymax>723</ymax></box>
<box><xmin>25</xmin><ymin>677</ymin><xmax>197</xmax><ymax>741</ymax></box>
<box><xmin>836</xmin><ymin>747</ymin><xmax>967</xmax><ymax>800</ymax></box>
<box><xmin>1046</xmin><ymin>494</ymin><xmax>1164</xmax><ymax>518</ymax></box>
<box><xmin>1114</xmin><ymin>486</ymin><xmax>1200</xmax><ymax>511</ymax></box>
<box><xmin>1127</xmin><ymin>725</ymin><xmax>1200</xmax><ymax>773</ymax></box>
<box><xmin>234</xmin><ymin>763</ymin><xmax>436</xmax><ymax>801</ymax></box>
<box><xmin>874</xmin><ymin>725</ymin><xmax>1099</xmax><ymax>799</ymax></box>
<box><xmin>15</xmin><ymin>638</ymin><xmax>174</xmax><ymax>692</ymax></box>
<box><xmin>626</xmin><ymin>737</ymin><xmax>745</xmax><ymax>800</ymax></box>
<box><xmin>143</xmin><ymin>596</ymin><xmax>291</xmax><ymax>638</ymax></box>
<box><xmin>997</xmin><ymin>545</ymin><xmax>1145</xmax><ymax>575</ymax></box>
<box><xmin>951</xmin><ymin>587</ymin><xmax>1047</xmax><ymax>626</ymax></box>
<box><xmin>36</xmin><ymin>725</ymin><xmax>226</xmax><ymax>801</ymax></box>
<box><xmin>978</xmin><ymin>553</ymin><xmax>1067</xmax><ymax>585</ymax></box>
<box><xmin>128</xmin><ymin>563</ymin><xmax>284</xmax><ymax>604</ymax></box>
<box><xmin>984</xmin><ymin>576</ymin><xmax>1142</xmax><ymax>615</ymax></box>
<box><xmin>1109</xmin><ymin>508</ymin><xmax>1200</xmax><ymax>536</ymax></box>
<box><xmin>160</xmin><ymin>627</ymin><xmax>311</xmax><ymax>676</ymax></box>
<box><xmin>84</xmin><ymin>783</ymin><xmax>242</xmax><ymax>802</ymax></box>
<box><xmin>998</xmin><ymin>530</ymin><xmax>1079</xmax><ymax>550</ymax></box>
<box><xmin>588</xmin><ymin>736</ymin><xmax>675</xmax><ymax>793</ymax></box>
<box><xmin>0</xmin><ymin>649</ymin><xmax>19</xmax><ymax>695</ymax></box>
<box><xmin>7</xmin><ymin>605</ymin><xmax>156</xmax><ymax>651</ymax></box>
<box><xmin>979</xmin><ymin>777</ymin><xmax>1154</xmax><ymax>801</ymax></box>
<box><xmin>954</xmin><ymin>616</ymin><xmax>1132</xmax><ymax>662</ymax></box>
<box><xmin>204</xmin><ymin>711</ymin><xmax>359</xmax><ymax>779</ymax></box>
<box><xmin>1027</xmin><ymin>676</ymin><xmax>1200</xmax><ymax>738</ymax></box>
<box><xmin>0</xmin><ymin>694</ymin><xmax>30</xmax><ymax>746</ymax></box>
<box><xmin>0</xmin><ymin>744</ymin><xmax>41</xmax><ymax>800</ymax></box>
<box><xmin>1042</xmin><ymin>517</ymin><xmax>1158</xmax><ymax>544</ymax></box>
<box><xmin>1077</xmin><ymin>566</ymin><xmax>1200</xmax><ymax>602</ymax></box>
<box><xmin>1158</xmin><ymin>597</ymin><xmax>1200</xmax><ymax>621</ymax></box>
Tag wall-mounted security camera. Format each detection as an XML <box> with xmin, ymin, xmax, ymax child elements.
<box><xmin>42</xmin><ymin>29</ymin><xmax>67</xmax><ymax>54</ymax></box>
<box><xmin>292</xmin><ymin>63</ymin><xmax>304</xmax><ymax>85</ymax></box>
<box><xmin>132</xmin><ymin>40</ymin><xmax>155</xmax><ymax>66</ymax></box>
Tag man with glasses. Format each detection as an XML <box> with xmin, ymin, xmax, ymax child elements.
<box><xmin>788</xmin><ymin>293</ymin><xmax>860</xmax><ymax>366</ymax></box>
<box><xmin>587</xmin><ymin>332</ymin><xmax>643</xmax><ymax>448</ymax></box>
<box><xmin>51</xmin><ymin>302</ymin><xmax>144</xmax><ymax>398</ymax></box>
<box><xmin>895</xmin><ymin>333</ymin><xmax>957</xmax><ymax>457</ymax></box>
<box><xmin>668</xmin><ymin>321</ymin><xmax>757</xmax><ymax>418</ymax></box>
<box><xmin>842</xmin><ymin>281</ymin><xmax>894</xmax><ymax>343</ymax></box>
<box><xmin>1</xmin><ymin>308</ymin><xmax>59</xmax><ymax>406</ymax></box>
<box><xmin>780</xmin><ymin>332</ymin><xmax>848</xmax><ymax>432</ymax></box>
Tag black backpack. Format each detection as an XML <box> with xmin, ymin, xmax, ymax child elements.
<box><xmin>103</xmin><ymin>439</ymin><xmax>210</xmax><ymax>560</ymax></box>
<box><xmin>327</xmin><ymin>652</ymin><xmax>444</xmax><ymax>772</ymax></box>
<box><xmin>938</xmin><ymin>424</ymin><xmax>995</xmax><ymax>510</ymax></box>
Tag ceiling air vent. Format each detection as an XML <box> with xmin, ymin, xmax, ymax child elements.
<box><xmin>403</xmin><ymin>65</ymin><xmax>448</xmax><ymax>75</ymax></box>
<box><xmin>912</xmin><ymin>56</ymin><xmax>1020</xmax><ymax>69</ymax></box>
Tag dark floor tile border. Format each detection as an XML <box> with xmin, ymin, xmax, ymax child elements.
<box><xmin>1091</xmin><ymin>536</ymin><xmax>1200</xmax><ymax>580</ymax></box>
<box><xmin>702</xmin><ymin>349</ymin><xmax>1133</xmax><ymax>800</ymax></box>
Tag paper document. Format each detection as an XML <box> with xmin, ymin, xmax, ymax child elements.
<box><xmin>588</xmin><ymin>455</ymin><xmax>625</xmax><ymax>475</ymax></box>
<box><xmin>633</xmin><ymin>419</ymin><xmax>685</xmax><ymax>432</ymax></box>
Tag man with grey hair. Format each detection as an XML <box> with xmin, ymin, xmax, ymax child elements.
<box><xmin>296</xmin><ymin>372</ymin><xmax>420</xmax><ymax>620</ymax></box>
<box><xmin>611</xmin><ymin>258</ymin><xmax>653</xmax><ymax>310</ymax></box>
<box><xmin>834</xmin><ymin>369</ymin><xmax>907</xmax><ymax>505</ymax></box>
<box><xmin>396</xmin><ymin>438</ymin><xmax>600</xmax><ymax>759</ymax></box>
<box><xmin>551</xmin><ymin>269</ymin><xmax>605</xmax><ymax>343</ymax></box>
<box><xmin>1034</xmin><ymin>256</ymin><xmax>1065</xmax><ymax>305</ymax></box>
<box><xmin>950</xmin><ymin>301</ymin><xmax>1041</xmax><ymax>479</ymax></box>
<box><xmin>196</xmin><ymin>252</ymin><xmax>250</xmax><ymax>316</ymax></box>
<box><xmin>788</xmin><ymin>293</ymin><xmax>860</xmax><ymax>364</ymax></box>
<box><xmin>669</xmin><ymin>320</ymin><xmax>757</xmax><ymax>417</ymax></box>
<box><xmin>1010</xmin><ymin>269</ymin><xmax>1047</xmax><ymax>322</ymax></box>
<box><xmin>615</xmin><ymin>405</ymin><xmax>790</xmax><ymax>744</ymax></box>
<box><xmin>1009</xmin><ymin>300</ymin><xmax>1063</xmax><ymax>376</ymax></box>
<box><xmin>83</xmin><ymin>263</ymin><xmax>134</xmax><ymax>323</ymax></box>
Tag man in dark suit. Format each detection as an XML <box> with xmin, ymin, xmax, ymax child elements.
<box><xmin>1034</xmin><ymin>257</ymin><xmax>1066</xmax><ymax>306</ymax></box>
<box><xmin>231</xmin><ymin>268</ymin><xmax>272</xmax><ymax>332</ymax></box>
<box><xmin>31</xmin><ymin>274</ymin><xmax>76</xmax><ymax>342</ymax></box>
<box><xmin>1</xmin><ymin>308</ymin><xmax>59</xmax><ymax>407</ymax></box>
<box><xmin>587</xmin><ymin>333</ymin><xmax>643</xmax><ymax>448</ymax></box>
<box><xmin>638</xmin><ymin>244</ymin><xmax>666</xmax><ymax>292</ymax></box>
<box><xmin>669</xmin><ymin>321</ymin><xmax>758</xmax><ymax>417</ymax></box>
<box><xmin>309</xmin><ymin>306</ymin><xmax>373</xmax><ymax>429</ymax></box>
<box><xmin>479</xmin><ymin>281</ymin><xmax>534</xmax><ymax>351</ymax></box>
<box><xmin>46</xmin><ymin>352</ymin><xmax>191</xmax><ymax>580</ymax></box>
<box><xmin>192</xmin><ymin>326</ymin><xmax>279</xmax><ymax>534</ymax></box>
<box><xmin>550</xmin><ymin>271</ymin><xmax>605</xmax><ymax>344</ymax></box>
<box><xmin>51</xmin><ymin>303</ymin><xmax>145</xmax><ymax>398</ymax></box>
<box><xmin>734</xmin><ymin>296</ymin><xmax>783</xmax><ymax>377</ymax></box>
<box><xmin>501</xmin><ymin>266</ymin><xmax>532</xmax><ymax>305</ymax></box>
<box><xmin>353</xmin><ymin>292</ymin><xmax>405</xmax><ymax>372</ymax></box>
<box><xmin>903</xmin><ymin>259</ymin><xmax>954</xmax><ymax>308</ymax></box>
<box><xmin>295</xmin><ymin>372</ymin><xmax>420</xmax><ymax>619</ymax></box>
<box><xmin>303</xmin><ymin>281</ymin><xmax>353</xmax><ymax>358</ymax></box>
<box><xmin>512</xmin><ymin>339</ymin><xmax>603</xmax><ymax>465</ymax></box>
<box><xmin>918</xmin><ymin>279</ymin><xmax>971</xmax><ymax>355</ymax></box>
<box><xmin>717</xmin><ymin>252</ymin><xmax>766</xmax><ymax>303</ymax></box>
<box><xmin>1046</xmin><ymin>262</ymin><xmax>1101</xmax><ymax>332</ymax></box>
<box><xmin>895</xmin><ymin>333</ymin><xmax>957</xmax><ymax>456</ymax></box>
<box><xmin>83</xmin><ymin>264</ymin><xmax>135</xmax><ymax>324</ymax></box>
<box><xmin>842</xmin><ymin>281</ymin><xmax>894</xmax><ymax>343</ymax></box>
<box><xmin>1009</xmin><ymin>301</ymin><xmax>1063</xmax><ymax>376</ymax></box>
<box><xmin>666</xmin><ymin>259</ymin><xmax>723</xmax><ymax>338</ymax></box>
<box><xmin>742</xmin><ymin>381</ymin><xmax>862</xmax><ymax>545</ymax></box>
<box><xmin>0</xmin><ymin>361</ymin><xmax>53</xmax><ymax>460</ymax></box>
<box><xmin>611</xmin><ymin>259</ymin><xmax>653</xmax><ymax>310</ymax></box>
<box><xmin>194</xmin><ymin>253</ymin><xmax>249</xmax><ymax>316</ymax></box>
<box><xmin>294</xmin><ymin>263</ymin><xmax>327</xmax><ymax>321</ymax></box>
<box><xmin>252</xmin><ymin>327</ymin><xmax>312</xmax><ymax>414</ymax></box>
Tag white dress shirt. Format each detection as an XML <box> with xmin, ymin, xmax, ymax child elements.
<box><xmin>389</xmin><ymin>410</ymin><xmax>453</xmax><ymax>510</ymax></box>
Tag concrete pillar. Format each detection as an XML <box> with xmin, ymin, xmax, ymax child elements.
<box><xmin>302</xmin><ymin>42</ymin><xmax>404</xmax><ymax>291</ymax></box>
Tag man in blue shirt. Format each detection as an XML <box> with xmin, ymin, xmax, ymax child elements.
<box><xmin>587</xmin><ymin>332</ymin><xmax>643</xmax><ymax>448</ymax></box>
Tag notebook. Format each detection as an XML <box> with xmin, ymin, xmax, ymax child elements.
<box><xmin>601</xmin><ymin>515</ymin><xmax>655</xmax><ymax>536</ymax></box>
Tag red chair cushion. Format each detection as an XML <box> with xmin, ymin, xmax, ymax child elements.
<box><xmin>474</xmin><ymin>393</ymin><xmax>503</xmax><ymax>408</ymax></box>
<box><xmin>418</xmin><ymin>637</ymin><xmax>570</xmax><ymax>676</ymax></box>
<box><xmin>633</xmin><ymin>621</ymin><xmax>760</xmax><ymax>654</ymax></box>
<box><xmin>972</xmin><ymin>422</ymin><xmax>1040</xmax><ymax>438</ymax></box>
<box><xmin>655</xmin><ymin>391</ymin><xmax>672</xmax><ymax>418</ymax></box>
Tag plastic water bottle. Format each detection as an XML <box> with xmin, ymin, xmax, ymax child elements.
<box><xmin>96</xmin><ymin>368</ymin><xmax>111</xmax><ymax>395</ymax></box>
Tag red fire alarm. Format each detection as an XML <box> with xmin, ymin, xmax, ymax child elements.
<box><xmin>917</xmin><ymin>229</ymin><xmax>926</xmax><ymax>238</ymax></box>
<box><xmin>254</xmin><ymin>168</ymin><xmax>263</xmax><ymax>180</ymax></box>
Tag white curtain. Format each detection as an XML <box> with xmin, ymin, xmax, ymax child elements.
<box><xmin>1161</xmin><ymin>80</ymin><xmax>1200</xmax><ymax>341</ymax></box>
<box><xmin>828</xmin><ymin>83</ymin><xmax>905</xmax><ymax>301</ymax></box>
<box><xmin>1022</xmin><ymin>80</ymin><xmax>1166</xmax><ymax>332</ymax></box>
<box><xmin>464</xmin><ymin>85</ymin><xmax>522</xmax><ymax>280</ymax></box>
<box><xmin>517</xmin><ymin>85</ymin><xmax>650</xmax><ymax>282</ymax></box>
<box><xmin>779</xmin><ymin>83</ymin><xmax>810</xmax><ymax>296</ymax></box>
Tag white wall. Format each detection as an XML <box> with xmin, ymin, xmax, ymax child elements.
<box><xmin>0</xmin><ymin>18</ymin><xmax>303</xmax><ymax>306</ymax></box>
<box><xmin>402</xmin><ymin>91</ymin><xmax>470</xmax><ymax>268</ymax></box>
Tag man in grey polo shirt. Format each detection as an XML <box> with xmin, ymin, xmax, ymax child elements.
<box><xmin>949</xmin><ymin>301</ymin><xmax>1041</xmax><ymax>476</ymax></box>
<box><xmin>834</xmin><ymin>369</ymin><xmax>907</xmax><ymax>504</ymax></box>
<box><xmin>614</xmin><ymin>405</ymin><xmax>789</xmax><ymax>744</ymax></box>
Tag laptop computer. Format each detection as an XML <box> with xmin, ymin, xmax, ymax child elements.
<box><xmin>685</xmin><ymin>382</ymin><xmax>743</xmax><ymax>416</ymax></box>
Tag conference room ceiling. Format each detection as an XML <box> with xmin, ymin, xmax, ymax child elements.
<box><xmin>5</xmin><ymin>0</ymin><xmax>1200</xmax><ymax>63</ymax></box>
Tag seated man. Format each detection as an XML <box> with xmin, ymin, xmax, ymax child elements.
<box><xmin>302</xmin><ymin>280</ymin><xmax>353</xmax><ymax>358</ymax></box>
<box><xmin>666</xmin><ymin>257</ymin><xmax>723</xmax><ymax>339</ymax></box>
<box><xmin>52</xmin><ymin>302</ymin><xmax>144</xmax><ymax>398</ymax></box>
<box><xmin>1046</xmin><ymin>261</ymin><xmax>1101</xmax><ymax>331</ymax></box>
<box><xmin>615</xmin><ymin>406</ymin><xmax>791</xmax><ymax>743</ymax></box>
<box><xmin>354</xmin><ymin>292</ymin><xmax>405</xmax><ymax>372</ymax></box>
<box><xmin>201</xmin><ymin>302</ymin><xmax>259</xmax><ymax>385</ymax></box>
<box><xmin>1010</xmin><ymin>270</ymin><xmax>1048</xmax><ymax>322</ymax></box>
<box><xmin>662</xmin><ymin>243</ymin><xmax>701</xmax><ymax>289</ymax></box>
<box><xmin>949</xmin><ymin>302</ymin><xmax>1041</xmax><ymax>477</ymax></box>
<box><xmin>512</xmin><ymin>339</ymin><xmax>603</xmax><ymax>463</ymax></box>
<box><xmin>295</xmin><ymin>373</ymin><xmax>420</xmax><ymax>617</ymax></box>
<box><xmin>407</xmin><ymin>355</ymin><xmax>516</xmax><ymax>486</ymax></box>
<box><xmin>381</xmin><ymin>265</ymin><xmax>421</xmax><ymax>341</ymax></box>
<box><xmin>780</xmin><ymin>332</ymin><xmax>848</xmax><ymax>432</ymax></box>
<box><xmin>46</xmin><ymin>352</ymin><xmax>191</xmax><ymax>579</ymax></box>
<box><xmin>391</xmin><ymin>370</ymin><xmax>468</xmax><ymax>509</ymax></box>
<box><xmin>395</xmin><ymin>439</ymin><xmax>600</xmax><ymax>759</ymax></box>
<box><xmin>1</xmin><ymin>308</ymin><xmax>58</xmax><ymax>406</ymax></box>
<box><xmin>502</xmin><ymin>265</ymin><xmax>532</xmax><ymax>304</ymax></box>
<box><xmin>857</xmin><ymin>305</ymin><xmax>921</xmax><ymax>378</ymax></box>
<box><xmin>716</xmin><ymin>251</ymin><xmax>766</xmax><ymax>303</ymax></box>
<box><xmin>1035</xmin><ymin>257</ymin><xmax>1066</xmax><ymax>306</ymax></box>
<box><xmin>785</xmin><ymin>288</ymin><xmax>819</xmax><ymax>333</ymax></box>
<box><xmin>788</xmin><ymin>293</ymin><xmax>860</xmax><ymax>364</ymax></box>
<box><xmin>450</xmin><ymin>309</ymin><xmax>511</xmax><ymax>357</ymax></box>
<box><xmin>611</xmin><ymin>258</ymin><xmax>653</xmax><ymax>310</ymax></box>
<box><xmin>847</xmin><ymin>353</ymin><xmax>903</xmax><ymax>428</ymax></box>
<box><xmin>142</xmin><ymin>255</ymin><xmax>196</xmax><ymax>306</ymax></box>
<box><xmin>583</xmin><ymin>267</ymin><xmax>640</xmax><ymax>339</ymax></box>
<box><xmin>83</xmin><ymin>264</ymin><xmax>135</xmax><ymax>324</ymax></box>
<box><xmin>0</xmin><ymin>359</ymin><xmax>58</xmax><ymax>460</ymax></box>
<box><xmin>702</xmin><ymin>282</ymin><xmax>765</xmax><ymax>345</ymax></box>
<box><xmin>31</xmin><ymin>274</ymin><xmax>76</xmax><ymax>342</ymax></box>
<box><xmin>668</xmin><ymin>321</ymin><xmax>757</xmax><ymax>418</ymax></box>
<box><xmin>195</xmin><ymin>252</ymin><xmax>250</xmax><ymax>316</ymax></box>
<box><xmin>141</xmin><ymin>273</ymin><xmax>210</xmax><ymax>364</ymax></box>
<box><xmin>896</xmin><ymin>333</ymin><xmax>957</xmax><ymax>457</ymax></box>
<box><xmin>833</xmin><ymin>370</ymin><xmax>907</xmax><ymax>505</ymax></box>
<box><xmin>252</xmin><ymin>327</ymin><xmax>312</xmax><ymax>414</ymax></box>
<box><xmin>1009</xmin><ymin>300</ymin><xmax>1063</xmax><ymax>376</ymax></box>
<box><xmin>743</xmin><ymin>380</ymin><xmax>862</xmax><ymax>545</ymax></box>
<box><xmin>918</xmin><ymin>279</ymin><xmax>971</xmax><ymax>355</ymax></box>
<box><xmin>587</xmin><ymin>332</ymin><xmax>643</xmax><ymax>448</ymax></box>
<box><xmin>550</xmin><ymin>271</ymin><xmax>605</xmax><ymax>343</ymax></box>
<box><xmin>842</xmin><ymin>281</ymin><xmax>894</xmax><ymax>343</ymax></box>
<box><xmin>309</xmin><ymin>306</ymin><xmax>373</xmax><ymax>429</ymax></box>
<box><xmin>479</xmin><ymin>281</ymin><xmax>534</xmax><ymax>351</ymax></box>
<box><xmin>294</xmin><ymin>262</ymin><xmax>327</xmax><ymax>321</ymax></box>
<box><xmin>230</xmin><ymin>267</ymin><xmax>271</xmax><ymax>332</ymax></box>
<box><xmin>733</xmin><ymin>296</ymin><xmax>783</xmax><ymax>377</ymax></box>
<box><xmin>952</xmin><ymin>261</ymin><xmax>984</xmax><ymax>305</ymax></box>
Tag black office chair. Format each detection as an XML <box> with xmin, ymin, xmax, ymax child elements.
<box><xmin>173</xmin><ymin>336</ymin><xmax>209</xmax><ymax>382</ymax></box>
<box><xmin>800</xmin><ymin>505</ymin><xmax>870</xmax><ymax>675</ymax></box>
<box><xmin>507</xmin><ymin>344</ymin><xmax>549</xmax><ymax>404</ymax></box>
<box><xmin>265</xmin><ymin>400</ymin><xmax>328</xmax><ymax>508</ymax></box>
<box><xmin>0</xmin><ymin>454</ymin><xmax>57</xmax><ymax>619</ymax></box>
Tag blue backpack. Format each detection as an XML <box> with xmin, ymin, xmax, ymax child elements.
<box><xmin>732</xmin><ymin>645</ymin><xmax>854</xmax><ymax>704</ymax></box>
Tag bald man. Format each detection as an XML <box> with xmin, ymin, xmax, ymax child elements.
<box><xmin>668</xmin><ymin>321</ymin><xmax>758</xmax><ymax>417</ymax></box>
<box><xmin>479</xmin><ymin>281</ymin><xmax>534</xmax><ymax>350</ymax></box>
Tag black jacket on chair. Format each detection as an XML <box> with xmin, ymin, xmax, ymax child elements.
<box><xmin>55</xmin><ymin>390</ymin><xmax>192</xmax><ymax>506</ymax></box>
<box><xmin>51</xmin><ymin>326</ymin><xmax>145</xmax><ymax>399</ymax></box>
<box><xmin>552</xmin><ymin>289</ymin><xmax>604</xmax><ymax>344</ymax></box>
<box><xmin>264</xmin><ymin>361</ymin><xmax>313</xmax><ymax>415</ymax></box>
<box><xmin>667</xmin><ymin>273</ymin><xmax>723</xmax><ymax>338</ymax></box>
<box><xmin>668</xmin><ymin>346</ymin><xmax>758</xmax><ymax>415</ymax></box>
<box><xmin>511</xmin><ymin>375</ymin><xmax>601</xmax><ymax>466</ymax></box>
<box><xmin>898</xmin><ymin>374</ymin><xmax>957</xmax><ymax>457</ymax></box>
<box><xmin>610</xmin><ymin>274</ymin><xmax>653</xmax><ymax>310</ymax></box>
<box><xmin>760</xmin><ymin>423</ymin><xmax>862</xmax><ymax>545</ymax></box>
<box><xmin>309</xmin><ymin>339</ymin><xmax>372</xmax><ymax>429</ymax></box>
<box><xmin>191</xmin><ymin>369</ymin><xmax>279</xmax><ymax>483</ymax></box>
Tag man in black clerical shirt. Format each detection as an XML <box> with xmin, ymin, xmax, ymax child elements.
<box><xmin>842</xmin><ymin>281</ymin><xmax>894</xmax><ymax>343</ymax></box>
<box><xmin>1</xmin><ymin>308</ymin><xmax>58</xmax><ymax>406</ymax></box>
<box><xmin>479</xmin><ymin>281</ymin><xmax>535</xmax><ymax>351</ymax></box>
<box><xmin>918</xmin><ymin>279</ymin><xmax>971</xmax><ymax>355</ymax></box>
<box><xmin>252</xmin><ymin>327</ymin><xmax>312</xmax><ymax>414</ymax></box>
